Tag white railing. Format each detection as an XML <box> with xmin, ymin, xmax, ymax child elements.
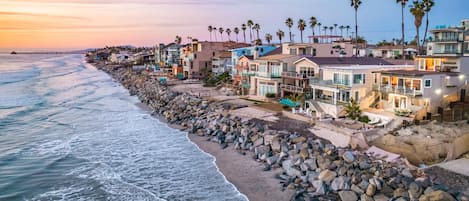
<box><xmin>281</xmin><ymin>85</ymin><xmax>304</xmax><ymax>93</ymax></box>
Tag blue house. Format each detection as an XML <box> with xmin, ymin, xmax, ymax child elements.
<box><xmin>229</xmin><ymin>45</ymin><xmax>278</xmax><ymax>77</ymax></box>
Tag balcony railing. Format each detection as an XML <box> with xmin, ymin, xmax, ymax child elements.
<box><xmin>310</xmin><ymin>78</ymin><xmax>351</xmax><ymax>89</ymax></box>
<box><xmin>433</xmin><ymin>49</ymin><xmax>463</xmax><ymax>54</ymax></box>
<box><xmin>431</xmin><ymin>38</ymin><xmax>462</xmax><ymax>42</ymax></box>
<box><xmin>281</xmin><ymin>85</ymin><xmax>305</xmax><ymax>93</ymax></box>
<box><xmin>257</xmin><ymin>72</ymin><xmax>282</xmax><ymax>78</ymax></box>
<box><xmin>242</xmin><ymin>72</ymin><xmax>257</xmax><ymax>76</ymax></box>
<box><xmin>282</xmin><ymin>72</ymin><xmax>310</xmax><ymax>79</ymax></box>
<box><xmin>374</xmin><ymin>84</ymin><xmax>423</xmax><ymax>96</ymax></box>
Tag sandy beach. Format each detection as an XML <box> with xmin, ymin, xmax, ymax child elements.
<box><xmin>188</xmin><ymin>134</ymin><xmax>295</xmax><ymax>201</ymax></box>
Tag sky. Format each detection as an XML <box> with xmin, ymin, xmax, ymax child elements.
<box><xmin>0</xmin><ymin>0</ymin><xmax>467</xmax><ymax>51</ymax></box>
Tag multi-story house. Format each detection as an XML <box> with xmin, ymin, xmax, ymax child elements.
<box><xmin>372</xmin><ymin>19</ymin><xmax>469</xmax><ymax>119</ymax></box>
<box><xmin>371</xmin><ymin>45</ymin><xmax>418</xmax><ymax>59</ymax></box>
<box><xmin>281</xmin><ymin>42</ymin><xmax>354</xmax><ymax>57</ymax></box>
<box><xmin>290</xmin><ymin>57</ymin><xmax>412</xmax><ymax>118</ymax></box>
<box><xmin>248</xmin><ymin>54</ymin><xmax>300</xmax><ymax>97</ymax></box>
<box><xmin>180</xmin><ymin>40</ymin><xmax>249</xmax><ymax>79</ymax></box>
<box><xmin>155</xmin><ymin>43</ymin><xmax>181</xmax><ymax>68</ymax></box>
<box><xmin>211</xmin><ymin>51</ymin><xmax>232</xmax><ymax>76</ymax></box>
<box><xmin>229</xmin><ymin>45</ymin><xmax>278</xmax><ymax>78</ymax></box>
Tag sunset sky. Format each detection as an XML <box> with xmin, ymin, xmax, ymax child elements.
<box><xmin>0</xmin><ymin>0</ymin><xmax>467</xmax><ymax>51</ymax></box>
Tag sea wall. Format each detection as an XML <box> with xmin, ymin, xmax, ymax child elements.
<box><xmin>92</xmin><ymin>61</ymin><xmax>463</xmax><ymax>201</ymax></box>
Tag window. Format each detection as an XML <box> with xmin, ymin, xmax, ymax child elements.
<box><xmin>313</xmin><ymin>49</ymin><xmax>317</xmax><ymax>56</ymax></box>
<box><xmin>424</xmin><ymin>79</ymin><xmax>432</xmax><ymax>88</ymax></box>
<box><xmin>333</xmin><ymin>73</ymin><xmax>350</xmax><ymax>86</ymax></box>
<box><xmin>413</xmin><ymin>80</ymin><xmax>421</xmax><ymax>91</ymax></box>
<box><xmin>290</xmin><ymin>49</ymin><xmax>297</xmax><ymax>55</ymax></box>
<box><xmin>194</xmin><ymin>54</ymin><xmax>197</xmax><ymax>59</ymax></box>
<box><xmin>381</xmin><ymin>76</ymin><xmax>389</xmax><ymax>85</ymax></box>
<box><xmin>353</xmin><ymin>74</ymin><xmax>363</xmax><ymax>84</ymax></box>
<box><xmin>299</xmin><ymin>67</ymin><xmax>315</xmax><ymax>77</ymax></box>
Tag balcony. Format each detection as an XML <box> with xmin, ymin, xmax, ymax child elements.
<box><xmin>282</xmin><ymin>72</ymin><xmax>310</xmax><ymax>80</ymax></box>
<box><xmin>310</xmin><ymin>78</ymin><xmax>351</xmax><ymax>90</ymax></box>
<box><xmin>374</xmin><ymin>84</ymin><xmax>423</xmax><ymax>97</ymax></box>
<box><xmin>431</xmin><ymin>38</ymin><xmax>462</xmax><ymax>43</ymax></box>
<box><xmin>281</xmin><ymin>85</ymin><xmax>305</xmax><ymax>93</ymax></box>
<box><xmin>257</xmin><ymin>71</ymin><xmax>282</xmax><ymax>78</ymax></box>
<box><xmin>433</xmin><ymin>49</ymin><xmax>463</xmax><ymax>55</ymax></box>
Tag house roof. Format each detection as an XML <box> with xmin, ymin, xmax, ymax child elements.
<box><xmin>256</xmin><ymin>53</ymin><xmax>297</xmax><ymax>61</ymax></box>
<box><xmin>214</xmin><ymin>51</ymin><xmax>232</xmax><ymax>58</ymax></box>
<box><xmin>372</xmin><ymin>45</ymin><xmax>418</xmax><ymax>50</ymax></box>
<box><xmin>239</xmin><ymin>55</ymin><xmax>254</xmax><ymax>60</ymax></box>
<box><xmin>297</xmin><ymin>56</ymin><xmax>393</xmax><ymax>66</ymax></box>
<box><xmin>263</xmin><ymin>47</ymin><xmax>282</xmax><ymax>56</ymax></box>
<box><xmin>378</xmin><ymin>70</ymin><xmax>460</xmax><ymax>77</ymax></box>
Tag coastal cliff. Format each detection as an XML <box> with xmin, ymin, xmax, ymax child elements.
<box><xmin>91</xmin><ymin>61</ymin><xmax>464</xmax><ymax>201</ymax></box>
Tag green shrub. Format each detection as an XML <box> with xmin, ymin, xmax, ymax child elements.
<box><xmin>265</xmin><ymin>93</ymin><xmax>276</xmax><ymax>98</ymax></box>
<box><xmin>358</xmin><ymin>115</ymin><xmax>370</xmax><ymax>123</ymax></box>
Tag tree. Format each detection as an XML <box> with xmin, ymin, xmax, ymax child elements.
<box><xmin>422</xmin><ymin>0</ymin><xmax>435</xmax><ymax>47</ymax></box>
<box><xmin>276</xmin><ymin>29</ymin><xmax>285</xmax><ymax>43</ymax></box>
<box><xmin>234</xmin><ymin>27</ymin><xmax>240</xmax><ymax>42</ymax></box>
<box><xmin>317</xmin><ymin>22</ymin><xmax>322</xmax><ymax>43</ymax></box>
<box><xmin>213</xmin><ymin>27</ymin><xmax>218</xmax><ymax>41</ymax></box>
<box><xmin>309</xmin><ymin>17</ymin><xmax>318</xmax><ymax>43</ymax></box>
<box><xmin>345</xmin><ymin>98</ymin><xmax>362</xmax><ymax>120</ymax></box>
<box><xmin>333</xmin><ymin>23</ymin><xmax>338</xmax><ymax>35</ymax></box>
<box><xmin>298</xmin><ymin>19</ymin><xmax>306</xmax><ymax>43</ymax></box>
<box><xmin>247</xmin><ymin>20</ymin><xmax>254</xmax><ymax>42</ymax></box>
<box><xmin>253</xmin><ymin>23</ymin><xmax>261</xmax><ymax>40</ymax></box>
<box><xmin>323</xmin><ymin>26</ymin><xmax>328</xmax><ymax>42</ymax></box>
<box><xmin>226</xmin><ymin>28</ymin><xmax>232</xmax><ymax>41</ymax></box>
<box><xmin>285</xmin><ymin>18</ymin><xmax>294</xmax><ymax>42</ymax></box>
<box><xmin>174</xmin><ymin>35</ymin><xmax>182</xmax><ymax>45</ymax></box>
<box><xmin>351</xmin><ymin>0</ymin><xmax>362</xmax><ymax>57</ymax></box>
<box><xmin>241</xmin><ymin>24</ymin><xmax>247</xmax><ymax>43</ymax></box>
<box><xmin>265</xmin><ymin>33</ymin><xmax>273</xmax><ymax>45</ymax></box>
<box><xmin>346</xmin><ymin>25</ymin><xmax>351</xmax><ymax>38</ymax></box>
<box><xmin>208</xmin><ymin>26</ymin><xmax>213</xmax><ymax>41</ymax></box>
<box><xmin>410</xmin><ymin>0</ymin><xmax>425</xmax><ymax>54</ymax></box>
<box><xmin>218</xmin><ymin>27</ymin><xmax>224</xmax><ymax>41</ymax></box>
<box><xmin>329</xmin><ymin>26</ymin><xmax>333</xmax><ymax>38</ymax></box>
<box><xmin>254</xmin><ymin>38</ymin><xmax>262</xmax><ymax>46</ymax></box>
<box><xmin>397</xmin><ymin>0</ymin><xmax>409</xmax><ymax>60</ymax></box>
<box><xmin>339</xmin><ymin>25</ymin><xmax>345</xmax><ymax>38</ymax></box>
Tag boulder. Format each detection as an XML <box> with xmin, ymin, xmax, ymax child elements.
<box><xmin>291</xmin><ymin>136</ymin><xmax>307</xmax><ymax>144</ymax></box>
<box><xmin>338</xmin><ymin>190</ymin><xmax>358</xmax><ymax>201</ymax></box>
<box><xmin>351</xmin><ymin>184</ymin><xmax>365</xmax><ymax>194</ymax></box>
<box><xmin>312</xmin><ymin>180</ymin><xmax>327</xmax><ymax>195</ymax></box>
<box><xmin>282</xmin><ymin>160</ymin><xmax>302</xmax><ymax>177</ymax></box>
<box><xmin>253</xmin><ymin>137</ymin><xmax>264</xmax><ymax>147</ymax></box>
<box><xmin>408</xmin><ymin>182</ymin><xmax>423</xmax><ymax>200</ymax></box>
<box><xmin>304</xmin><ymin>158</ymin><xmax>318</xmax><ymax>171</ymax></box>
<box><xmin>318</xmin><ymin>169</ymin><xmax>337</xmax><ymax>183</ymax></box>
<box><xmin>360</xmin><ymin>194</ymin><xmax>374</xmax><ymax>201</ymax></box>
<box><xmin>271</xmin><ymin>139</ymin><xmax>281</xmax><ymax>152</ymax></box>
<box><xmin>299</xmin><ymin>148</ymin><xmax>309</xmax><ymax>160</ymax></box>
<box><xmin>343</xmin><ymin>151</ymin><xmax>356</xmax><ymax>163</ymax></box>
<box><xmin>331</xmin><ymin>176</ymin><xmax>350</xmax><ymax>191</ymax></box>
<box><xmin>418</xmin><ymin>190</ymin><xmax>456</xmax><ymax>201</ymax></box>
<box><xmin>366</xmin><ymin>184</ymin><xmax>376</xmax><ymax>196</ymax></box>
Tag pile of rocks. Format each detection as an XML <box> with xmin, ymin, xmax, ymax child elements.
<box><xmin>94</xmin><ymin>62</ymin><xmax>465</xmax><ymax>201</ymax></box>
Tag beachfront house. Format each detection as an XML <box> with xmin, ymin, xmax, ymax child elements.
<box><xmin>372</xmin><ymin>19</ymin><xmax>469</xmax><ymax>119</ymax></box>
<box><xmin>155</xmin><ymin>43</ymin><xmax>181</xmax><ymax>68</ymax></box>
<box><xmin>109</xmin><ymin>51</ymin><xmax>130</xmax><ymax>64</ymax></box>
<box><xmin>229</xmin><ymin>46</ymin><xmax>278</xmax><ymax>79</ymax></box>
<box><xmin>248</xmin><ymin>54</ymin><xmax>300</xmax><ymax>97</ymax></box>
<box><xmin>180</xmin><ymin>40</ymin><xmax>249</xmax><ymax>79</ymax></box>
<box><xmin>297</xmin><ymin>57</ymin><xmax>413</xmax><ymax>118</ymax></box>
<box><xmin>281</xmin><ymin>42</ymin><xmax>354</xmax><ymax>57</ymax></box>
<box><xmin>211</xmin><ymin>51</ymin><xmax>232</xmax><ymax>76</ymax></box>
<box><xmin>371</xmin><ymin>45</ymin><xmax>418</xmax><ymax>59</ymax></box>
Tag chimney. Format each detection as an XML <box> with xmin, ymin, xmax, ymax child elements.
<box><xmin>253</xmin><ymin>47</ymin><xmax>259</xmax><ymax>60</ymax></box>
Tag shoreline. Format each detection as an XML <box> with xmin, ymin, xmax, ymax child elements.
<box><xmin>88</xmin><ymin>58</ymin><xmax>463</xmax><ymax>201</ymax></box>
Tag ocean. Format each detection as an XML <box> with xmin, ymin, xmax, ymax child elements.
<box><xmin>0</xmin><ymin>54</ymin><xmax>247</xmax><ymax>201</ymax></box>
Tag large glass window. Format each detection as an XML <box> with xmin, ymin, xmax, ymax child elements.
<box><xmin>353</xmin><ymin>74</ymin><xmax>365</xmax><ymax>84</ymax></box>
<box><xmin>299</xmin><ymin>67</ymin><xmax>315</xmax><ymax>77</ymax></box>
<box><xmin>424</xmin><ymin>79</ymin><xmax>432</xmax><ymax>88</ymax></box>
<box><xmin>412</xmin><ymin>80</ymin><xmax>421</xmax><ymax>90</ymax></box>
<box><xmin>382</xmin><ymin>76</ymin><xmax>389</xmax><ymax>85</ymax></box>
<box><xmin>333</xmin><ymin>73</ymin><xmax>350</xmax><ymax>86</ymax></box>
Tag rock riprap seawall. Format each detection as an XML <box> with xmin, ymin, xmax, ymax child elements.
<box><xmin>94</xmin><ymin>63</ymin><xmax>465</xmax><ymax>201</ymax></box>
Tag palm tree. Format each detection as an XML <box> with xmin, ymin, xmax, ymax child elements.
<box><xmin>317</xmin><ymin>22</ymin><xmax>322</xmax><ymax>43</ymax></box>
<box><xmin>213</xmin><ymin>27</ymin><xmax>218</xmax><ymax>41</ymax></box>
<box><xmin>309</xmin><ymin>17</ymin><xmax>318</xmax><ymax>43</ymax></box>
<box><xmin>422</xmin><ymin>0</ymin><xmax>435</xmax><ymax>46</ymax></box>
<box><xmin>265</xmin><ymin>33</ymin><xmax>273</xmax><ymax>45</ymax></box>
<box><xmin>208</xmin><ymin>26</ymin><xmax>213</xmax><ymax>41</ymax></box>
<box><xmin>333</xmin><ymin>24</ymin><xmax>338</xmax><ymax>35</ymax></box>
<box><xmin>226</xmin><ymin>28</ymin><xmax>232</xmax><ymax>41</ymax></box>
<box><xmin>410</xmin><ymin>0</ymin><xmax>425</xmax><ymax>54</ymax></box>
<box><xmin>241</xmin><ymin>24</ymin><xmax>247</xmax><ymax>43</ymax></box>
<box><xmin>253</xmin><ymin>23</ymin><xmax>261</xmax><ymax>40</ymax></box>
<box><xmin>323</xmin><ymin>26</ymin><xmax>328</xmax><ymax>43</ymax></box>
<box><xmin>174</xmin><ymin>35</ymin><xmax>182</xmax><ymax>45</ymax></box>
<box><xmin>351</xmin><ymin>0</ymin><xmax>362</xmax><ymax>57</ymax></box>
<box><xmin>254</xmin><ymin>39</ymin><xmax>262</xmax><ymax>46</ymax></box>
<box><xmin>218</xmin><ymin>27</ymin><xmax>224</xmax><ymax>41</ymax></box>
<box><xmin>298</xmin><ymin>19</ymin><xmax>306</xmax><ymax>43</ymax></box>
<box><xmin>346</xmin><ymin>25</ymin><xmax>351</xmax><ymax>38</ymax></box>
<box><xmin>345</xmin><ymin>98</ymin><xmax>362</xmax><ymax>120</ymax></box>
<box><xmin>234</xmin><ymin>27</ymin><xmax>240</xmax><ymax>42</ymax></box>
<box><xmin>339</xmin><ymin>25</ymin><xmax>345</xmax><ymax>38</ymax></box>
<box><xmin>397</xmin><ymin>0</ymin><xmax>409</xmax><ymax>60</ymax></box>
<box><xmin>247</xmin><ymin>20</ymin><xmax>254</xmax><ymax>42</ymax></box>
<box><xmin>276</xmin><ymin>30</ymin><xmax>285</xmax><ymax>43</ymax></box>
<box><xmin>285</xmin><ymin>18</ymin><xmax>294</xmax><ymax>42</ymax></box>
<box><xmin>329</xmin><ymin>26</ymin><xmax>334</xmax><ymax>42</ymax></box>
